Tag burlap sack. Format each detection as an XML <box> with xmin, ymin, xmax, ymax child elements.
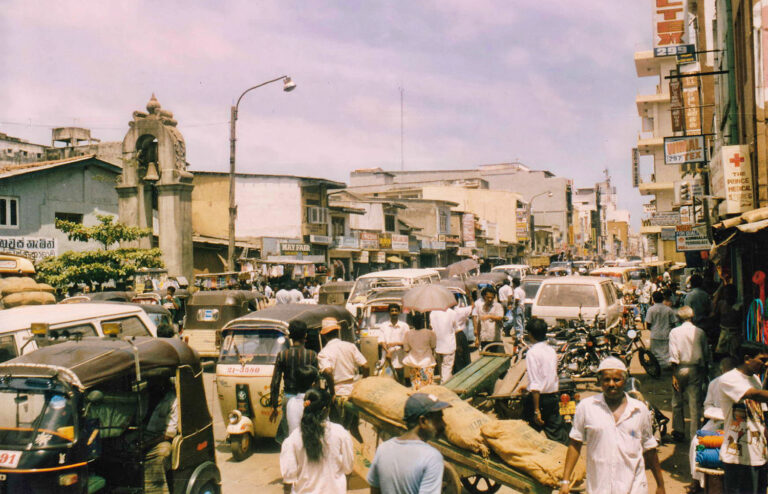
<box><xmin>419</xmin><ymin>384</ymin><xmax>491</xmax><ymax>456</ymax></box>
<box><xmin>3</xmin><ymin>291</ymin><xmax>56</xmax><ymax>308</ymax></box>
<box><xmin>0</xmin><ymin>277</ymin><xmax>39</xmax><ymax>296</ymax></box>
<box><xmin>481</xmin><ymin>420</ymin><xmax>586</xmax><ymax>488</ymax></box>
<box><xmin>349</xmin><ymin>377</ymin><xmax>411</xmax><ymax>427</ymax></box>
<box><xmin>36</xmin><ymin>283</ymin><xmax>55</xmax><ymax>294</ymax></box>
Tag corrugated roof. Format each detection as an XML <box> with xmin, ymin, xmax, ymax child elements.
<box><xmin>0</xmin><ymin>154</ymin><xmax>121</xmax><ymax>180</ymax></box>
<box><xmin>193</xmin><ymin>170</ymin><xmax>345</xmax><ymax>189</ymax></box>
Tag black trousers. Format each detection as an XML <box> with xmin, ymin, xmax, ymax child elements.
<box><xmin>723</xmin><ymin>463</ymin><xmax>768</xmax><ymax>494</ymax></box>
<box><xmin>524</xmin><ymin>393</ymin><xmax>569</xmax><ymax>445</ymax></box>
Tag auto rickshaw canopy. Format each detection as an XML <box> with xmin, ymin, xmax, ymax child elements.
<box><xmin>223</xmin><ymin>303</ymin><xmax>355</xmax><ymax>332</ymax></box>
<box><xmin>0</xmin><ymin>337</ymin><xmax>201</xmax><ymax>390</ymax></box>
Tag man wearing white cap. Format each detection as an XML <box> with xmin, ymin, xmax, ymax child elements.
<box><xmin>561</xmin><ymin>357</ymin><xmax>665</xmax><ymax>494</ymax></box>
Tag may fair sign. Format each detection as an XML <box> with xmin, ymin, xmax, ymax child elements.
<box><xmin>0</xmin><ymin>237</ymin><xmax>57</xmax><ymax>262</ymax></box>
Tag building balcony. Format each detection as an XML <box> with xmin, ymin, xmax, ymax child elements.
<box><xmin>635</xmin><ymin>50</ymin><xmax>675</xmax><ymax>77</ymax></box>
<box><xmin>636</xmin><ymin>93</ymin><xmax>670</xmax><ymax>117</ymax></box>
<box><xmin>638</xmin><ymin>181</ymin><xmax>674</xmax><ymax>196</ymax></box>
<box><xmin>637</xmin><ymin>136</ymin><xmax>664</xmax><ymax>155</ymax></box>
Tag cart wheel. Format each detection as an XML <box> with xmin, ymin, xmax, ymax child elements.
<box><xmin>442</xmin><ymin>463</ymin><xmax>461</xmax><ymax>494</ymax></box>
<box><xmin>481</xmin><ymin>342</ymin><xmax>505</xmax><ymax>354</ymax></box>
<box><xmin>230</xmin><ymin>433</ymin><xmax>251</xmax><ymax>462</ymax></box>
<box><xmin>461</xmin><ymin>475</ymin><xmax>502</xmax><ymax>494</ymax></box>
<box><xmin>638</xmin><ymin>348</ymin><xmax>661</xmax><ymax>379</ymax></box>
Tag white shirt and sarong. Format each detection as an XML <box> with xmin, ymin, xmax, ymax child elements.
<box><xmin>570</xmin><ymin>393</ymin><xmax>658</xmax><ymax>494</ymax></box>
<box><xmin>318</xmin><ymin>339</ymin><xmax>367</xmax><ymax>396</ymax></box>
<box><xmin>668</xmin><ymin>321</ymin><xmax>708</xmax><ymax>366</ymax></box>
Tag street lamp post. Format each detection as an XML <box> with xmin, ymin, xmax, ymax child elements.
<box><xmin>228</xmin><ymin>76</ymin><xmax>296</xmax><ymax>271</ymax></box>
<box><xmin>528</xmin><ymin>191</ymin><xmax>553</xmax><ymax>254</ymax></box>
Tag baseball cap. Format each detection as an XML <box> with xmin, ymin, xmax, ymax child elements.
<box><xmin>320</xmin><ymin>317</ymin><xmax>341</xmax><ymax>335</ymax></box>
<box><xmin>597</xmin><ymin>356</ymin><xmax>627</xmax><ymax>373</ymax></box>
<box><xmin>404</xmin><ymin>393</ymin><xmax>451</xmax><ymax>422</ymax></box>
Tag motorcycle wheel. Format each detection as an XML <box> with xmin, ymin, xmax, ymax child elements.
<box><xmin>638</xmin><ymin>348</ymin><xmax>661</xmax><ymax>379</ymax></box>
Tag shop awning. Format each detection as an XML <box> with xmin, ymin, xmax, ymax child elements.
<box><xmin>737</xmin><ymin>218</ymin><xmax>768</xmax><ymax>233</ymax></box>
<box><xmin>386</xmin><ymin>255</ymin><xmax>405</xmax><ymax>264</ymax></box>
<box><xmin>709</xmin><ymin>232</ymin><xmax>737</xmax><ymax>264</ymax></box>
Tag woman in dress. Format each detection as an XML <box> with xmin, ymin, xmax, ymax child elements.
<box><xmin>402</xmin><ymin>311</ymin><xmax>437</xmax><ymax>390</ymax></box>
<box><xmin>279</xmin><ymin>388</ymin><xmax>354</xmax><ymax>494</ymax></box>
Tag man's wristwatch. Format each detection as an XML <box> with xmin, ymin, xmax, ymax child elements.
<box><xmin>559</xmin><ymin>479</ymin><xmax>570</xmax><ymax>486</ymax></box>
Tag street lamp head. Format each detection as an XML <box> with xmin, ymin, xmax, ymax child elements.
<box><xmin>282</xmin><ymin>76</ymin><xmax>297</xmax><ymax>92</ymax></box>
<box><xmin>547</xmin><ymin>192</ymin><xmax>553</xmax><ymax>198</ymax></box>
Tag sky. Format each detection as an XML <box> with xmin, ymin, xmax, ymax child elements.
<box><xmin>1</xmin><ymin>1</ymin><xmax>658</xmax><ymax>229</ymax></box>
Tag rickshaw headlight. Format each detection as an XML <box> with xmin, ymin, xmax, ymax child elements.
<box><xmin>228</xmin><ymin>410</ymin><xmax>242</xmax><ymax>424</ymax></box>
<box><xmin>59</xmin><ymin>473</ymin><xmax>78</xmax><ymax>486</ymax></box>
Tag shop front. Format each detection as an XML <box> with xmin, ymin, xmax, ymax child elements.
<box><xmin>329</xmin><ymin>235</ymin><xmax>360</xmax><ymax>281</ymax></box>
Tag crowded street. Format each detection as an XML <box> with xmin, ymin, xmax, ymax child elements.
<box><xmin>5</xmin><ymin>1</ymin><xmax>768</xmax><ymax>493</ymax></box>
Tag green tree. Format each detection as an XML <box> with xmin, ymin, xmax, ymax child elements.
<box><xmin>36</xmin><ymin>215</ymin><xmax>164</xmax><ymax>291</ymax></box>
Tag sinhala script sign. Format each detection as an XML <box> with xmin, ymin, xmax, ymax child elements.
<box><xmin>0</xmin><ymin>237</ymin><xmax>57</xmax><ymax>262</ymax></box>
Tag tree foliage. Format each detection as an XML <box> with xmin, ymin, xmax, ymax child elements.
<box><xmin>37</xmin><ymin>215</ymin><xmax>163</xmax><ymax>291</ymax></box>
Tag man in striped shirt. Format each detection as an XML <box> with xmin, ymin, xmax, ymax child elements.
<box><xmin>270</xmin><ymin>320</ymin><xmax>318</xmax><ymax>444</ymax></box>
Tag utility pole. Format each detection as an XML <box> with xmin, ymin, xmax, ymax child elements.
<box><xmin>400</xmin><ymin>86</ymin><xmax>404</xmax><ymax>171</ymax></box>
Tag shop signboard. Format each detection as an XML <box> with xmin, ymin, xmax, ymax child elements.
<box><xmin>648</xmin><ymin>212</ymin><xmax>679</xmax><ymax>226</ymax></box>
<box><xmin>333</xmin><ymin>236</ymin><xmax>359</xmax><ymax>249</ymax></box>
<box><xmin>653</xmin><ymin>0</ymin><xmax>688</xmax><ymax>57</ymax></box>
<box><xmin>675</xmin><ymin>225</ymin><xmax>711</xmax><ymax>251</ymax></box>
<box><xmin>461</xmin><ymin>213</ymin><xmax>475</xmax><ymax>245</ymax></box>
<box><xmin>378</xmin><ymin>233</ymin><xmax>392</xmax><ymax>250</ymax></box>
<box><xmin>373</xmin><ymin>251</ymin><xmax>386</xmax><ymax>263</ymax></box>
<box><xmin>359</xmin><ymin>232</ymin><xmax>379</xmax><ymax>250</ymax></box>
<box><xmin>391</xmin><ymin>234</ymin><xmax>409</xmax><ymax>251</ymax></box>
<box><xmin>309</xmin><ymin>235</ymin><xmax>331</xmax><ymax>245</ymax></box>
<box><xmin>709</xmin><ymin>145</ymin><xmax>754</xmax><ymax>214</ymax></box>
<box><xmin>632</xmin><ymin>147</ymin><xmax>640</xmax><ymax>188</ymax></box>
<box><xmin>355</xmin><ymin>251</ymin><xmax>369</xmax><ymax>263</ymax></box>
<box><xmin>643</xmin><ymin>204</ymin><xmax>657</xmax><ymax>214</ymax></box>
<box><xmin>280</xmin><ymin>242</ymin><xmax>310</xmax><ymax>255</ymax></box>
<box><xmin>438</xmin><ymin>234</ymin><xmax>461</xmax><ymax>245</ymax></box>
<box><xmin>660</xmin><ymin>228</ymin><xmax>676</xmax><ymax>241</ymax></box>
<box><xmin>516</xmin><ymin>208</ymin><xmax>529</xmax><ymax>241</ymax></box>
<box><xmin>663</xmin><ymin>135</ymin><xmax>705</xmax><ymax>165</ymax></box>
<box><xmin>682</xmin><ymin>71</ymin><xmax>701</xmax><ymax>134</ymax></box>
<box><xmin>679</xmin><ymin>206</ymin><xmax>693</xmax><ymax>226</ymax></box>
<box><xmin>670</xmin><ymin>77</ymin><xmax>684</xmax><ymax>132</ymax></box>
<box><xmin>0</xmin><ymin>236</ymin><xmax>57</xmax><ymax>262</ymax></box>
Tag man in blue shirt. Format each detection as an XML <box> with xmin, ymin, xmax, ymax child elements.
<box><xmin>368</xmin><ymin>393</ymin><xmax>451</xmax><ymax>494</ymax></box>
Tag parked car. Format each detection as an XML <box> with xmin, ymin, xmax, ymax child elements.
<box><xmin>520</xmin><ymin>275</ymin><xmax>546</xmax><ymax>318</ymax></box>
<box><xmin>0</xmin><ymin>303</ymin><xmax>158</xmax><ymax>363</ymax></box>
<box><xmin>531</xmin><ymin>276</ymin><xmax>622</xmax><ymax>330</ymax></box>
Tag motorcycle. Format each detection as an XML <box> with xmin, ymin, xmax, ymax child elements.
<box><xmin>557</xmin><ymin>325</ymin><xmax>612</xmax><ymax>378</ymax></box>
<box><xmin>625</xmin><ymin>376</ymin><xmax>669</xmax><ymax>442</ymax></box>
<box><xmin>609</xmin><ymin>328</ymin><xmax>661</xmax><ymax>379</ymax></box>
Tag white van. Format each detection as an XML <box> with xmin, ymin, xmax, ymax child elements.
<box><xmin>531</xmin><ymin>276</ymin><xmax>622</xmax><ymax>329</ymax></box>
<box><xmin>346</xmin><ymin>268</ymin><xmax>441</xmax><ymax>315</ymax></box>
<box><xmin>0</xmin><ymin>303</ymin><xmax>157</xmax><ymax>363</ymax></box>
<box><xmin>491</xmin><ymin>264</ymin><xmax>530</xmax><ymax>281</ymax></box>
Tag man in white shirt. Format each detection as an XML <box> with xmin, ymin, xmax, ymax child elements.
<box><xmin>668</xmin><ymin>306</ymin><xmax>709</xmax><ymax>443</ymax></box>
<box><xmin>511</xmin><ymin>278</ymin><xmax>526</xmax><ymax>338</ymax></box>
<box><xmin>430</xmin><ymin>307</ymin><xmax>458</xmax><ymax>383</ymax></box>
<box><xmin>716</xmin><ymin>342</ymin><xmax>768</xmax><ymax>493</ymax></box>
<box><xmin>275</xmin><ymin>284</ymin><xmax>292</xmax><ymax>305</ymax></box>
<box><xmin>378</xmin><ymin>304</ymin><xmax>408</xmax><ymax>383</ymax></box>
<box><xmin>473</xmin><ymin>287</ymin><xmax>504</xmax><ymax>347</ymax></box>
<box><xmin>524</xmin><ymin>317</ymin><xmax>568</xmax><ymax>444</ymax></box>
<box><xmin>561</xmin><ymin>357</ymin><xmax>665</xmax><ymax>494</ymax></box>
<box><xmin>289</xmin><ymin>283</ymin><xmax>304</xmax><ymax>303</ymax></box>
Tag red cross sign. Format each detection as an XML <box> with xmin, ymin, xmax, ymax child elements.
<box><xmin>730</xmin><ymin>153</ymin><xmax>745</xmax><ymax>167</ymax></box>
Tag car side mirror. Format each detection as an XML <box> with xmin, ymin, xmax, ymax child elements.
<box><xmin>86</xmin><ymin>390</ymin><xmax>104</xmax><ymax>405</ymax></box>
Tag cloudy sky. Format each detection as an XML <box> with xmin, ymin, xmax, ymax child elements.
<box><xmin>2</xmin><ymin>1</ymin><xmax>657</xmax><ymax>228</ymax></box>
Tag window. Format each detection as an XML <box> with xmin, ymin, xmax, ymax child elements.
<box><xmin>331</xmin><ymin>216</ymin><xmax>345</xmax><ymax>237</ymax></box>
<box><xmin>0</xmin><ymin>335</ymin><xmax>17</xmax><ymax>363</ymax></box>
<box><xmin>52</xmin><ymin>324</ymin><xmax>98</xmax><ymax>340</ymax></box>
<box><xmin>55</xmin><ymin>212</ymin><xmax>83</xmax><ymax>224</ymax></box>
<box><xmin>384</xmin><ymin>214</ymin><xmax>396</xmax><ymax>232</ymax></box>
<box><xmin>305</xmin><ymin>206</ymin><xmax>328</xmax><ymax>224</ymax></box>
<box><xmin>0</xmin><ymin>197</ymin><xmax>19</xmax><ymax>228</ymax></box>
<box><xmin>439</xmin><ymin>210</ymin><xmax>449</xmax><ymax>233</ymax></box>
<box><xmin>102</xmin><ymin>316</ymin><xmax>151</xmax><ymax>337</ymax></box>
<box><xmin>537</xmin><ymin>284</ymin><xmax>599</xmax><ymax>308</ymax></box>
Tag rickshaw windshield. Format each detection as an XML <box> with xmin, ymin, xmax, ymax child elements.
<box><xmin>220</xmin><ymin>329</ymin><xmax>289</xmax><ymax>365</ymax></box>
<box><xmin>0</xmin><ymin>386</ymin><xmax>74</xmax><ymax>449</ymax></box>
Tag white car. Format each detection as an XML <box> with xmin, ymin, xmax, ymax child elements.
<box><xmin>491</xmin><ymin>264</ymin><xmax>530</xmax><ymax>281</ymax></box>
<box><xmin>0</xmin><ymin>303</ymin><xmax>158</xmax><ymax>363</ymax></box>
<box><xmin>531</xmin><ymin>276</ymin><xmax>622</xmax><ymax>329</ymax></box>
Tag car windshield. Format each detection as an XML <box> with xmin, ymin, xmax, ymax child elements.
<box><xmin>350</xmin><ymin>277</ymin><xmax>414</xmax><ymax>302</ymax></box>
<box><xmin>0</xmin><ymin>386</ymin><xmax>74</xmax><ymax>449</ymax></box>
<box><xmin>147</xmin><ymin>313</ymin><xmax>168</xmax><ymax>327</ymax></box>
<box><xmin>219</xmin><ymin>329</ymin><xmax>289</xmax><ymax>365</ymax></box>
<box><xmin>550</xmin><ymin>262</ymin><xmax>570</xmax><ymax>269</ymax></box>
<box><xmin>628</xmin><ymin>270</ymin><xmax>646</xmax><ymax>280</ymax></box>
<box><xmin>537</xmin><ymin>284</ymin><xmax>599</xmax><ymax>307</ymax></box>
<box><xmin>522</xmin><ymin>281</ymin><xmax>542</xmax><ymax>299</ymax></box>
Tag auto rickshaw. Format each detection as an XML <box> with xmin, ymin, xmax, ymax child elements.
<box><xmin>317</xmin><ymin>281</ymin><xmax>354</xmax><ymax>305</ymax></box>
<box><xmin>0</xmin><ymin>334</ymin><xmax>220</xmax><ymax>493</ymax></box>
<box><xmin>183</xmin><ymin>290</ymin><xmax>267</xmax><ymax>358</ymax></box>
<box><xmin>216</xmin><ymin>303</ymin><xmax>356</xmax><ymax>461</ymax></box>
<box><xmin>357</xmin><ymin>288</ymin><xmax>407</xmax><ymax>369</ymax></box>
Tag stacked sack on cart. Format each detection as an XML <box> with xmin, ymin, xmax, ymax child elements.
<box><xmin>0</xmin><ymin>277</ymin><xmax>55</xmax><ymax>308</ymax></box>
<box><xmin>695</xmin><ymin>430</ymin><xmax>724</xmax><ymax>470</ymax></box>
<box><xmin>350</xmin><ymin>377</ymin><xmax>586</xmax><ymax>489</ymax></box>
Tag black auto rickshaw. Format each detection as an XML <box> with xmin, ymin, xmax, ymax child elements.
<box><xmin>216</xmin><ymin>304</ymin><xmax>355</xmax><ymax>460</ymax></box>
<box><xmin>317</xmin><ymin>281</ymin><xmax>354</xmax><ymax>305</ymax></box>
<box><xmin>183</xmin><ymin>290</ymin><xmax>267</xmax><ymax>358</ymax></box>
<box><xmin>0</xmin><ymin>335</ymin><xmax>220</xmax><ymax>493</ymax></box>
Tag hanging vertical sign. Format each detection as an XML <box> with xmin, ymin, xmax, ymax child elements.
<box><xmin>461</xmin><ymin>213</ymin><xmax>476</xmax><ymax>247</ymax></box>
<box><xmin>653</xmin><ymin>0</ymin><xmax>688</xmax><ymax>57</ymax></box>
<box><xmin>669</xmin><ymin>76</ymin><xmax>685</xmax><ymax>132</ymax></box>
<box><xmin>709</xmin><ymin>145</ymin><xmax>754</xmax><ymax>214</ymax></box>
<box><xmin>632</xmin><ymin>148</ymin><xmax>640</xmax><ymax>188</ymax></box>
<box><xmin>682</xmin><ymin>70</ymin><xmax>701</xmax><ymax>134</ymax></box>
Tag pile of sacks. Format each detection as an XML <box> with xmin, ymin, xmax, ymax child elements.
<box><xmin>0</xmin><ymin>277</ymin><xmax>56</xmax><ymax>308</ymax></box>
<box><xmin>350</xmin><ymin>377</ymin><xmax>586</xmax><ymax>488</ymax></box>
<box><xmin>695</xmin><ymin>430</ymin><xmax>724</xmax><ymax>470</ymax></box>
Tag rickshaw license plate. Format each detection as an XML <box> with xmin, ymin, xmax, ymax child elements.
<box><xmin>201</xmin><ymin>310</ymin><xmax>216</xmax><ymax>321</ymax></box>
<box><xmin>0</xmin><ymin>451</ymin><xmax>20</xmax><ymax>468</ymax></box>
<box><xmin>559</xmin><ymin>401</ymin><xmax>576</xmax><ymax>416</ymax></box>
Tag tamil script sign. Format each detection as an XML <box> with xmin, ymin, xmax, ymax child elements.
<box><xmin>664</xmin><ymin>135</ymin><xmax>705</xmax><ymax>165</ymax></box>
<box><xmin>653</xmin><ymin>0</ymin><xmax>688</xmax><ymax>57</ymax></box>
<box><xmin>0</xmin><ymin>236</ymin><xmax>57</xmax><ymax>262</ymax></box>
<box><xmin>675</xmin><ymin>226</ymin><xmax>711</xmax><ymax>252</ymax></box>
<box><xmin>391</xmin><ymin>234</ymin><xmax>409</xmax><ymax>251</ymax></box>
<box><xmin>649</xmin><ymin>212</ymin><xmax>680</xmax><ymax>226</ymax></box>
<box><xmin>710</xmin><ymin>145</ymin><xmax>754</xmax><ymax>214</ymax></box>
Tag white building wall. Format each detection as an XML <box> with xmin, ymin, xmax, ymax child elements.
<box><xmin>235</xmin><ymin>177</ymin><xmax>303</xmax><ymax>238</ymax></box>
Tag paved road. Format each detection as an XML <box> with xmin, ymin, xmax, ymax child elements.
<box><xmin>205</xmin><ymin>332</ymin><xmax>691</xmax><ymax>493</ymax></box>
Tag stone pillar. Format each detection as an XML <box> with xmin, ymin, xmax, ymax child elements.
<box><xmin>156</xmin><ymin>182</ymin><xmax>194</xmax><ymax>280</ymax></box>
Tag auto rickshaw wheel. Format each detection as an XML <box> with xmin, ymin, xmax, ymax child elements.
<box><xmin>460</xmin><ymin>474</ymin><xmax>502</xmax><ymax>494</ymax></box>
<box><xmin>442</xmin><ymin>462</ymin><xmax>461</xmax><ymax>494</ymax></box>
<box><xmin>230</xmin><ymin>433</ymin><xmax>252</xmax><ymax>462</ymax></box>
